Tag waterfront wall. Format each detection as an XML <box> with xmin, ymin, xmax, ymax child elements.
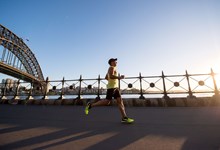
<box><xmin>1</xmin><ymin>96</ymin><xmax>220</xmax><ymax>107</ymax></box>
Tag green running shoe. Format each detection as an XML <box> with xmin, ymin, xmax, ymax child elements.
<box><xmin>85</xmin><ymin>102</ymin><xmax>91</xmax><ymax>115</ymax></box>
<box><xmin>121</xmin><ymin>117</ymin><xmax>134</xmax><ymax>124</ymax></box>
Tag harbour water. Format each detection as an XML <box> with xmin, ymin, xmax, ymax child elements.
<box><xmin>2</xmin><ymin>93</ymin><xmax>214</xmax><ymax>100</ymax></box>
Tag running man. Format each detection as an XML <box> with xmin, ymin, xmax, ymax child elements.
<box><xmin>85</xmin><ymin>58</ymin><xmax>134</xmax><ymax>123</ymax></box>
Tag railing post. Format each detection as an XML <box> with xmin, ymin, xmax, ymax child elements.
<box><xmin>162</xmin><ymin>71</ymin><xmax>172</xmax><ymax>106</ymax></box>
<box><xmin>96</xmin><ymin>75</ymin><xmax>101</xmax><ymax>100</ymax></box>
<box><xmin>118</xmin><ymin>73</ymin><xmax>121</xmax><ymax>90</ymax></box>
<box><xmin>58</xmin><ymin>77</ymin><xmax>65</xmax><ymax>100</ymax></box>
<box><xmin>186</xmin><ymin>70</ymin><xmax>195</xmax><ymax>98</ymax></box>
<box><xmin>77</xmin><ymin>75</ymin><xmax>82</xmax><ymax>99</ymax></box>
<box><xmin>211</xmin><ymin>68</ymin><xmax>219</xmax><ymax>96</ymax></box>
<box><xmin>42</xmin><ymin>77</ymin><xmax>49</xmax><ymax>100</ymax></box>
<box><xmin>162</xmin><ymin>71</ymin><xmax>168</xmax><ymax>99</ymax></box>
<box><xmin>139</xmin><ymin>72</ymin><xmax>145</xmax><ymax>99</ymax></box>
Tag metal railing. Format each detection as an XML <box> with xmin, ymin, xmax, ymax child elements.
<box><xmin>0</xmin><ymin>69</ymin><xmax>219</xmax><ymax>100</ymax></box>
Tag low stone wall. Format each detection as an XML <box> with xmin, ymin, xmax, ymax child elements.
<box><xmin>1</xmin><ymin>96</ymin><xmax>220</xmax><ymax>107</ymax></box>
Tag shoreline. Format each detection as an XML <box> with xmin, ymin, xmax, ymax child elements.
<box><xmin>1</xmin><ymin>96</ymin><xmax>220</xmax><ymax>107</ymax></box>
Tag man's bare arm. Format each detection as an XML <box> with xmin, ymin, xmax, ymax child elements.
<box><xmin>108</xmin><ymin>67</ymin><xmax>124</xmax><ymax>79</ymax></box>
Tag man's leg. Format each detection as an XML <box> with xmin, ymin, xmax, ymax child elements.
<box><xmin>114</xmin><ymin>89</ymin><xmax>134</xmax><ymax>123</ymax></box>
<box><xmin>85</xmin><ymin>88</ymin><xmax>113</xmax><ymax>115</ymax></box>
<box><xmin>91</xmin><ymin>100</ymin><xmax>110</xmax><ymax>107</ymax></box>
<box><xmin>91</xmin><ymin>88</ymin><xmax>113</xmax><ymax>107</ymax></box>
<box><xmin>116</xmin><ymin>97</ymin><xmax>127</xmax><ymax>118</ymax></box>
<box><xmin>85</xmin><ymin>100</ymin><xmax>111</xmax><ymax>115</ymax></box>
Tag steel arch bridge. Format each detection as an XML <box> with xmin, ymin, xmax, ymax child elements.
<box><xmin>0</xmin><ymin>24</ymin><xmax>44</xmax><ymax>83</ymax></box>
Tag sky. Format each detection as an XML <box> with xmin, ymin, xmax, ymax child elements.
<box><xmin>0</xmin><ymin>0</ymin><xmax>220</xmax><ymax>80</ymax></box>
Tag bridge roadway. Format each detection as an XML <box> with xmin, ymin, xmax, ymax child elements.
<box><xmin>0</xmin><ymin>105</ymin><xmax>220</xmax><ymax>150</ymax></box>
<box><xmin>0</xmin><ymin>62</ymin><xmax>42</xmax><ymax>83</ymax></box>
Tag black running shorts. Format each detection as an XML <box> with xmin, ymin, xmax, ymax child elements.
<box><xmin>106</xmin><ymin>88</ymin><xmax>121</xmax><ymax>100</ymax></box>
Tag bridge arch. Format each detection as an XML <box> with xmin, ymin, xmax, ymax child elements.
<box><xmin>0</xmin><ymin>24</ymin><xmax>44</xmax><ymax>82</ymax></box>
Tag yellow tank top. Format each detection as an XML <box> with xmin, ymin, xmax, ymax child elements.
<box><xmin>107</xmin><ymin>66</ymin><xmax>118</xmax><ymax>89</ymax></box>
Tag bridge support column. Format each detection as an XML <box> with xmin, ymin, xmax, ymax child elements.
<box><xmin>8</xmin><ymin>80</ymin><xmax>20</xmax><ymax>105</ymax></box>
<box><xmin>26</xmin><ymin>82</ymin><xmax>34</xmax><ymax>104</ymax></box>
<box><xmin>0</xmin><ymin>96</ymin><xmax>7</xmax><ymax>104</ymax></box>
<box><xmin>42</xmin><ymin>77</ymin><xmax>49</xmax><ymax>100</ymax></box>
<box><xmin>0</xmin><ymin>81</ymin><xmax>8</xmax><ymax>103</ymax></box>
<box><xmin>13</xmin><ymin>80</ymin><xmax>20</xmax><ymax>100</ymax></box>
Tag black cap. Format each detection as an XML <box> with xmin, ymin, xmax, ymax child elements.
<box><xmin>108</xmin><ymin>58</ymin><xmax>117</xmax><ymax>65</ymax></box>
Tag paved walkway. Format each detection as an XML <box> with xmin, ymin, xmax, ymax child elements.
<box><xmin>0</xmin><ymin>105</ymin><xmax>220</xmax><ymax>150</ymax></box>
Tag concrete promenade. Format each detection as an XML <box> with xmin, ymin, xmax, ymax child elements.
<box><xmin>0</xmin><ymin>104</ymin><xmax>220</xmax><ymax>150</ymax></box>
